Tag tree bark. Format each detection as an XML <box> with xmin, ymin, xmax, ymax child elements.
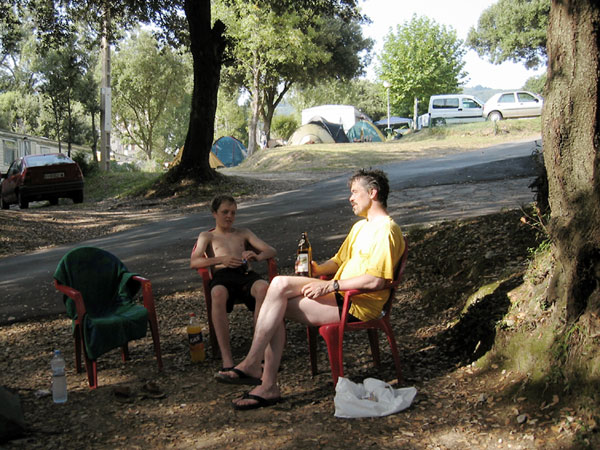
<box><xmin>247</xmin><ymin>51</ymin><xmax>261</xmax><ymax>157</ymax></box>
<box><xmin>261</xmin><ymin>81</ymin><xmax>291</xmax><ymax>142</ymax></box>
<box><xmin>544</xmin><ymin>0</ymin><xmax>600</xmax><ymax>322</ymax></box>
<box><xmin>172</xmin><ymin>0</ymin><xmax>225</xmax><ymax>181</ymax></box>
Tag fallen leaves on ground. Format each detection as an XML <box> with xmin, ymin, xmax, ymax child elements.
<box><xmin>0</xmin><ymin>201</ymin><xmax>586</xmax><ymax>449</ymax></box>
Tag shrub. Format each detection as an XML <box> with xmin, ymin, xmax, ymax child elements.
<box><xmin>271</xmin><ymin>115</ymin><xmax>299</xmax><ymax>140</ymax></box>
<box><xmin>72</xmin><ymin>152</ymin><xmax>98</xmax><ymax>176</ymax></box>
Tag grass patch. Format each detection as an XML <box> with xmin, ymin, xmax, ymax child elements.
<box><xmin>84</xmin><ymin>170</ymin><xmax>162</xmax><ymax>202</ymax></box>
<box><xmin>231</xmin><ymin>118</ymin><xmax>542</xmax><ymax>173</ymax></box>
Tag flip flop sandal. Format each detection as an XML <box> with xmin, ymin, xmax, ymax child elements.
<box><xmin>215</xmin><ymin>368</ymin><xmax>261</xmax><ymax>385</ymax></box>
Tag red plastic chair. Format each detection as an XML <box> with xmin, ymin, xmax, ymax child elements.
<box><xmin>191</xmin><ymin>238</ymin><xmax>278</xmax><ymax>359</ymax></box>
<box><xmin>53</xmin><ymin>247</ymin><xmax>163</xmax><ymax>389</ymax></box>
<box><xmin>307</xmin><ymin>237</ymin><xmax>408</xmax><ymax>387</ymax></box>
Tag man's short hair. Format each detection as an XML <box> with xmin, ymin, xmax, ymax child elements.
<box><xmin>349</xmin><ymin>169</ymin><xmax>390</xmax><ymax>208</ymax></box>
<box><xmin>211</xmin><ymin>194</ymin><xmax>236</xmax><ymax>212</ymax></box>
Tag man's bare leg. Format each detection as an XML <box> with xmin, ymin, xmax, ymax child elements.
<box><xmin>231</xmin><ymin>275</ymin><xmax>340</xmax><ymax>407</ymax></box>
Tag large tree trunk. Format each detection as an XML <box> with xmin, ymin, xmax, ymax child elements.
<box><xmin>544</xmin><ymin>0</ymin><xmax>600</xmax><ymax>323</ymax></box>
<box><xmin>172</xmin><ymin>0</ymin><xmax>225</xmax><ymax>181</ymax></box>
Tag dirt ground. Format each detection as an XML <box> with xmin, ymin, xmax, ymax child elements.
<box><xmin>0</xmin><ymin>173</ymin><xmax>589</xmax><ymax>449</ymax></box>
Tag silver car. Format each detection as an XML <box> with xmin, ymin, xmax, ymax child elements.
<box><xmin>483</xmin><ymin>91</ymin><xmax>543</xmax><ymax>121</ymax></box>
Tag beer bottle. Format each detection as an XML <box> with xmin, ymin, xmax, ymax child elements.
<box><xmin>295</xmin><ymin>232</ymin><xmax>312</xmax><ymax>277</ymax></box>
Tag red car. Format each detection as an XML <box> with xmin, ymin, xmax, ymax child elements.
<box><xmin>1</xmin><ymin>153</ymin><xmax>84</xmax><ymax>209</ymax></box>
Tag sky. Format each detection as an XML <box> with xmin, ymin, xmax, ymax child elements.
<box><xmin>359</xmin><ymin>0</ymin><xmax>546</xmax><ymax>89</ymax></box>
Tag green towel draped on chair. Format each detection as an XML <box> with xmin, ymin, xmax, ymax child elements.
<box><xmin>54</xmin><ymin>247</ymin><xmax>149</xmax><ymax>361</ymax></box>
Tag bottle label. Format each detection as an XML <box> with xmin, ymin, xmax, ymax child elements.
<box><xmin>295</xmin><ymin>253</ymin><xmax>309</xmax><ymax>273</ymax></box>
<box><xmin>188</xmin><ymin>332</ymin><xmax>203</xmax><ymax>346</ymax></box>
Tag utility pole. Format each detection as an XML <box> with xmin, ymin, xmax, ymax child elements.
<box><xmin>99</xmin><ymin>4</ymin><xmax>111</xmax><ymax>172</ymax></box>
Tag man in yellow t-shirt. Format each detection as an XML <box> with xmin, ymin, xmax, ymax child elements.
<box><xmin>217</xmin><ymin>169</ymin><xmax>405</xmax><ymax>410</ymax></box>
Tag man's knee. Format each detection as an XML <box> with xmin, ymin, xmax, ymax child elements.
<box><xmin>268</xmin><ymin>275</ymin><xmax>292</xmax><ymax>294</ymax></box>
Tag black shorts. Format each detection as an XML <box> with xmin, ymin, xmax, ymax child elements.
<box><xmin>209</xmin><ymin>268</ymin><xmax>264</xmax><ymax>313</ymax></box>
<box><xmin>335</xmin><ymin>292</ymin><xmax>361</xmax><ymax>323</ymax></box>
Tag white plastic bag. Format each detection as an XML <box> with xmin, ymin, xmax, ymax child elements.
<box><xmin>334</xmin><ymin>377</ymin><xmax>417</xmax><ymax>418</ymax></box>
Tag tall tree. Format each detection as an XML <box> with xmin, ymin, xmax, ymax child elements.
<box><xmin>466</xmin><ymin>0</ymin><xmax>550</xmax><ymax>69</ymax></box>
<box><xmin>214</xmin><ymin>83</ymin><xmax>248</xmax><ymax>144</ymax></box>
<box><xmin>0</xmin><ymin>91</ymin><xmax>42</xmax><ymax>134</ymax></box>
<box><xmin>0</xmin><ymin>9</ymin><xmax>38</xmax><ymax>92</ymax></box>
<box><xmin>4</xmin><ymin>0</ymin><xmax>361</xmax><ymax>181</ymax></box>
<box><xmin>543</xmin><ymin>0</ymin><xmax>600</xmax><ymax>325</ymax></box>
<box><xmin>35</xmin><ymin>38</ymin><xmax>87</xmax><ymax>156</ymax></box>
<box><xmin>377</xmin><ymin>15</ymin><xmax>466</xmax><ymax>117</ymax></box>
<box><xmin>112</xmin><ymin>29</ymin><xmax>190</xmax><ymax>161</ymax></box>
<box><xmin>214</xmin><ymin>0</ymin><xmax>368</xmax><ymax>155</ymax></box>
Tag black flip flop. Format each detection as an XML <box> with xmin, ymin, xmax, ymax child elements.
<box><xmin>232</xmin><ymin>392</ymin><xmax>281</xmax><ymax>410</ymax></box>
<box><xmin>215</xmin><ymin>368</ymin><xmax>261</xmax><ymax>385</ymax></box>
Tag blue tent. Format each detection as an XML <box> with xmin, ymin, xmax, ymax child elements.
<box><xmin>347</xmin><ymin>120</ymin><xmax>386</xmax><ymax>142</ymax></box>
<box><xmin>211</xmin><ymin>136</ymin><xmax>247</xmax><ymax>167</ymax></box>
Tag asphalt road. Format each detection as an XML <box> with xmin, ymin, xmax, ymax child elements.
<box><xmin>0</xmin><ymin>139</ymin><xmax>542</xmax><ymax>325</ymax></box>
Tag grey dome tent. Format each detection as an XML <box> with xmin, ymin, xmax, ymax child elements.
<box><xmin>307</xmin><ymin>116</ymin><xmax>349</xmax><ymax>143</ymax></box>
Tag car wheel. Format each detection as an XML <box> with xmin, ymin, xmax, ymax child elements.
<box><xmin>488</xmin><ymin>111</ymin><xmax>503</xmax><ymax>122</ymax></box>
<box><xmin>18</xmin><ymin>192</ymin><xmax>28</xmax><ymax>209</ymax></box>
<box><xmin>0</xmin><ymin>195</ymin><xmax>8</xmax><ymax>210</ymax></box>
<box><xmin>72</xmin><ymin>191</ymin><xmax>84</xmax><ymax>204</ymax></box>
<box><xmin>432</xmin><ymin>118</ymin><xmax>446</xmax><ymax>127</ymax></box>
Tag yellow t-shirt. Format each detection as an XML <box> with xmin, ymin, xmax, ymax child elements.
<box><xmin>331</xmin><ymin>216</ymin><xmax>404</xmax><ymax>321</ymax></box>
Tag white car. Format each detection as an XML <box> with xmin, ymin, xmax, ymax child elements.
<box><xmin>483</xmin><ymin>91</ymin><xmax>543</xmax><ymax>121</ymax></box>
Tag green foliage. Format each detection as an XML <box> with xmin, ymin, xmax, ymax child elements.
<box><xmin>112</xmin><ymin>28</ymin><xmax>192</xmax><ymax>161</ymax></box>
<box><xmin>215</xmin><ymin>85</ymin><xmax>248</xmax><ymax>144</ymax></box>
<box><xmin>0</xmin><ymin>9</ymin><xmax>38</xmax><ymax>92</ymax></box>
<box><xmin>377</xmin><ymin>15</ymin><xmax>466</xmax><ymax>117</ymax></box>
<box><xmin>271</xmin><ymin>115</ymin><xmax>298</xmax><ymax>140</ymax></box>
<box><xmin>215</xmin><ymin>0</ymin><xmax>370</xmax><ymax>151</ymax></box>
<box><xmin>71</xmin><ymin>152</ymin><xmax>97</xmax><ymax>176</ymax></box>
<box><xmin>523</xmin><ymin>73</ymin><xmax>547</xmax><ymax>95</ymax></box>
<box><xmin>467</xmin><ymin>0</ymin><xmax>550</xmax><ymax>69</ymax></box>
<box><xmin>0</xmin><ymin>91</ymin><xmax>42</xmax><ymax>134</ymax></box>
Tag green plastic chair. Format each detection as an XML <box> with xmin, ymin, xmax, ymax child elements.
<box><xmin>54</xmin><ymin>246</ymin><xmax>162</xmax><ymax>389</ymax></box>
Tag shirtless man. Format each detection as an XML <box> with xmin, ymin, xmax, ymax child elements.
<box><xmin>190</xmin><ymin>195</ymin><xmax>277</xmax><ymax>372</ymax></box>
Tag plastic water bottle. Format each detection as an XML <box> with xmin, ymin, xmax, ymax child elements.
<box><xmin>51</xmin><ymin>350</ymin><xmax>67</xmax><ymax>403</ymax></box>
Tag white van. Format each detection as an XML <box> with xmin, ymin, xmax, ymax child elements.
<box><xmin>421</xmin><ymin>94</ymin><xmax>485</xmax><ymax>127</ymax></box>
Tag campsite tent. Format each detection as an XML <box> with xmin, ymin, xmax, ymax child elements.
<box><xmin>209</xmin><ymin>151</ymin><xmax>225</xmax><ymax>169</ymax></box>
<box><xmin>306</xmin><ymin>116</ymin><xmax>349</xmax><ymax>143</ymax></box>
<box><xmin>288</xmin><ymin>116</ymin><xmax>350</xmax><ymax>146</ymax></box>
<box><xmin>346</xmin><ymin>120</ymin><xmax>387</xmax><ymax>142</ymax></box>
<box><xmin>288</xmin><ymin>123</ymin><xmax>335</xmax><ymax>145</ymax></box>
<box><xmin>211</xmin><ymin>136</ymin><xmax>247</xmax><ymax>167</ymax></box>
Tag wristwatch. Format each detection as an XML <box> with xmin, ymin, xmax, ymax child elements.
<box><xmin>333</xmin><ymin>280</ymin><xmax>340</xmax><ymax>292</ymax></box>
